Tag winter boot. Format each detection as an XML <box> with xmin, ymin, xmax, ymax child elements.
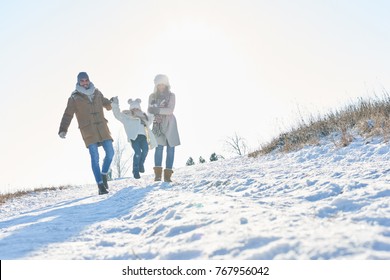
<box><xmin>153</xmin><ymin>166</ymin><xmax>163</xmax><ymax>181</ymax></box>
<box><xmin>98</xmin><ymin>183</ymin><xmax>108</xmax><ymax>195</ymax></box>
<box><xmin>101</xmin><ymin>173</ymin><xmax>109</xmax><ymax>189</ymax></box>
<box><xmin>139</xmin><ymin>163</ymin><xmax>145</xmax><ymax>173</ymax></box>
<box><xmin>164</xmin><ymin>169</ymin><xmax>174</xmax><ymax>183</ymax></box>
<box><xmin>133</xmin><ymin>170</ymin><xmax>141</xmax><ymax>179</ymax></box>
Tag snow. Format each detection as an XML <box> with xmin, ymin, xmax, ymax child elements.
<box><xmin>0</xmin><ymin>136</ymin><xmax>389</xmax><ymax>260</ymax></box>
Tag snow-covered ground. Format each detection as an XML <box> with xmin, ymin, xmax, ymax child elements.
<box><xmin>1</xmin><ymin>136</ymin><xmax>389</xmax><ymax>260</ymax></box>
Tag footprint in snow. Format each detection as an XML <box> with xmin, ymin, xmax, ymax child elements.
<box><xmin>162</xmin><ymin>250</ymin><xmax>202</xmax><ymax>260</ymax></box>
<box><xmin>166</xmin><ymin>224</ymin><xmax>199</xmax><ymax>237</ymax></box>
<box><xmin>305</xmin><ymin>184</ymin><xmax>343</xmax><ymax>202</ymax></box>
<box><xmin>164</xmin><ymin>210</ymin><xmax>176</xmax><ymax>220</ymax></box>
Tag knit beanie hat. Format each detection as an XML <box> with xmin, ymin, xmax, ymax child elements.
<box><xmin>154</xmin><ymin>74</ymin><xmax>170</xmax><ymax>86</ymax></box>
<box><xmin>128</xmin><ymin>98</ymin><xmax>142</xmax><ymax>110</ymax></box>
<box><xmin>77</xmin><ymin>72</ymin><xmax>89</xmax><ymax>83</ymax></box>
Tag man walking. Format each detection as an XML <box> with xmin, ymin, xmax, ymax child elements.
<box><xmin>58</xmin><ymin>72</ymin><xmax>114</xmax><ymax>195</ymax></box>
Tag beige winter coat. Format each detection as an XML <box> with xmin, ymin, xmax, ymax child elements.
<box><xmin>59</xmin><ymin>89</ymin><xmax>113</xmax><ymax>147</ymax></box>
<box><xmin>148</xmin><ymin>91</ymin><xmax>180</xmax><ymax>147</ymax></box>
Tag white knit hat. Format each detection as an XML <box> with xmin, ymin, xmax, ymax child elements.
<box><xmin>128</xmin><ymin>98</ymin><xmax>142</xmax><ymax>110</ymax></box>
<box><xmin>154</xmin><ymin>74</ymin><xmax>170</xmax><ymax>86</ymax></box>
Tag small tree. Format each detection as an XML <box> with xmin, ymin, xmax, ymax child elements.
<box><xmin>225</xmin><ymin>132</ymin><xmax>248</xmax><ymax>156</ymax></box>
<box><xmin>210</xmin><ymin>153</ymin><xmax>218</xmax><ymax>162</ymax></box>
<box><xmin>199</xmin><ymin>156</ymin><xmax>206</xmax><ymax>163</ymax></box>
<box><xmin>186</xmin><ymin>157</ymin><xmax>195</xmax><ymax>166</ymax></box>
<box><xmin>112</xmin><ymin>135</ymin><xmax>132</xmax><ymax>178</ymax></box>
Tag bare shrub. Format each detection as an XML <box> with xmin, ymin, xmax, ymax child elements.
<box><xmin>112</xmin><ymin>135</ymin><xmax>132</xmax><ymax>179</ymax></box>
<box><xmin>249</xmin><ymin>93</ymin><xmax>390</xmax><ymax>157</ymax></box>
<box><xmin>0</xmin><ymin>185</ymin><xmax>71</xmax><ymax>205</ymax></box>
<box><xmin>225</xmin><ymin>132</ymin><xmax>248</xmax><ymax>156</ymax></box>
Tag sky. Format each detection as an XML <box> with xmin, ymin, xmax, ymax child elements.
<box><xmin>1</xmin><ymin>0</ymin><xmax>390</xmax><ymax>191</ymax></box>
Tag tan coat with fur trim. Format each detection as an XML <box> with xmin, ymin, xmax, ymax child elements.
<box><xmin>59</xmin><ymin>89</ymin><xmax>113</xmax><ymax>147</ymax></box>
<box><xmin>148</xmin><ymin>91</ymin><xmax>180</xmax><ymax>147</ymax></box>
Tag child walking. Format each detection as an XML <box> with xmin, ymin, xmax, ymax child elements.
<box><xmin>111</xmin><ymin>97</ymin><xmax>156</xmax><ymax>179</ymax></box>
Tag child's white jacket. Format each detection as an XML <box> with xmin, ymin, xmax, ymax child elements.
<box><xmin>112</xmin><ymin>102</ymin><xmax>157</xmax><ymax>149</ymax></box>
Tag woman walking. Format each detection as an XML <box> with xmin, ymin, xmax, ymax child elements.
<box><xmin>148</xmin><ymin>74</ymin><xmax>180</xmax><ymax>182</ymax></box>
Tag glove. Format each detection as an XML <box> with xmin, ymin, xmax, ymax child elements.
<box><xmin>148</xmin><ymin>107</ymin><xmax>160</xmax><ymax>114</ymax></box>
<box><xmin>59</xmin><ymin>131</ymin><xmax>67</xmax><ymax>139</ymax></box>
<box><xmin>110</xmin><ymin>96</ymin><xmax>119</xmax><ymax>104</ymax></box>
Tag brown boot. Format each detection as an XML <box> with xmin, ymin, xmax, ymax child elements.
<box><xmin>153</xmin><ymin>166</ymin><xmax>163</xmax><ymax>181</ymax></box>
<box><xmin>164</xmin><ymin>169</ymin><xmax>174</xmax><ymax>182</ymax></box>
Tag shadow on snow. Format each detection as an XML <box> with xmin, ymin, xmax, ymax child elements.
<box><xmin>0</xmin><ymin>185</ymin><xmax>153</xmax><ymax>259</ymax></box>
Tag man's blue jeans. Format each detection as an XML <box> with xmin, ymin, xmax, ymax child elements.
<box><xmin>131</xmin><ymin>135</ymin><xmax>149</xmax><ymax>173</ymax></box>
<box><xmin>154</xmin><ymin>145</ymin><xmax>175</xmax><ymax>169</ymax></box>
<box><xmin>88</xmin><ymin>140</ymin><xmax>114</xmax><ymax>184</ymax></box>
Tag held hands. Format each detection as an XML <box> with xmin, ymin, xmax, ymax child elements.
<box><xmin>110</xmin><ymin>96</ymin><xmax>119</xmax><ymax>104</ymax></box>
<box><xmin>59</xmin><ymin>131</ymin><xmax>67</xmax><ymax>139</ymax></box>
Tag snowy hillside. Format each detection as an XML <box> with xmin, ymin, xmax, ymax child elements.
<box><xmin>0</xmin><ymin>136</ymin><xmax>389</xmax><ymax>260</ymax></box>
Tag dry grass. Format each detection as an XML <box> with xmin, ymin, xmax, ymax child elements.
<box><xmin>0</xmin><ymin>185</ymin><xmax>71</xmax><ymax>205</ymax></box>
<box><xmin>249</xmin><ymin>93</ymin><xmax>390</xmax><ymax>157</ymax></box>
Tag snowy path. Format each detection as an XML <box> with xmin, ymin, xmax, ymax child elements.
<box><xmin>0</xmin><ymin>137</ymin><xmax>389</xmax><ymax>259</ymax></box>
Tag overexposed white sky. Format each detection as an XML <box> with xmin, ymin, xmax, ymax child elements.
<box><xmin>1</xmin><ymin>0</ymin><xmax>390</xmax><ymax>191</ymax></box>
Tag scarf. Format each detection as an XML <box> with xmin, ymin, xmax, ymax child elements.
<box><xmin>76</xmin><ymin>82</ymin><xmax>96</xmax><ymax>102</ymax></box>
<box><xmin>152</xmin><ymin>91</ymin><xmax>171</xmax><ymax>137</ymax></box>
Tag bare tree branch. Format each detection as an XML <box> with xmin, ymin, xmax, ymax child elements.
<box><xmin>224</xmin><ymin>132</ymin><xmax>248</xmax><ymax>156</ymax></box>
<box><xmin>112</xmin><ymin>136</ymin><xmax>132</xmax><ymax>178</ymax></box>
